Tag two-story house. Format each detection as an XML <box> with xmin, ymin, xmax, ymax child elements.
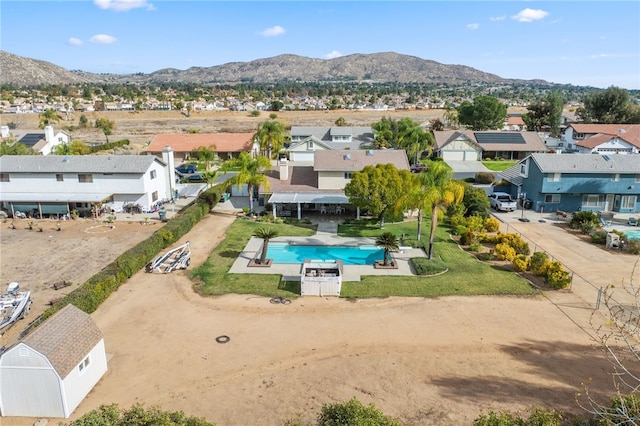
<box><xmin>287</xmin><ymin>126</ymin><xmax>375</xmax><ymax>162</ymax></box>
<box><xmin>0</xmin><ymin>155</ymin><xmax>170</xmax><ymax>218</ymax></box>
<box><xmin>563</xmin><ymin>124</ymin><xmax>640</xmax><ymax>154</ymax></box>
<box><xmin>498</xmin><ymin>153</ymin><xmax>640</xmax><ymax>214</ymax></box>
<box><xmin>263</xmin><ymin>149</ymin><xmax>410</xmax><ymax>219</ymax></box>
<box><xmin>1</xmin><ymin>125</ymin><xmax>70</xmax><ymax>155</ymax></box>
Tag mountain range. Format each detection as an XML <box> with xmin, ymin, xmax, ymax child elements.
<box><xmin>1</xmin><ymin>50</ymin><xmax>549</xmax><ymax>87</ymax></box>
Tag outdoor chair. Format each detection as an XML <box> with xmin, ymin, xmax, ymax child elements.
<box><xmin>599</xmin><ymin>216</ymin><xmax>612</xmax><ymax>228</ymax></box>
<box><xmin>629</xmin><ymin>217</ymin><xmax>639</xmax><ymax>227</ymax></box>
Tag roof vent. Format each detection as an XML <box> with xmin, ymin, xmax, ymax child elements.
<box><xmin>343</xmin><ymin>154</ymin><xmax>351</xmax><ymax>160</ymax></box>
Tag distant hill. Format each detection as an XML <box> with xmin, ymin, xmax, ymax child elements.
<box><xmin>0</xmin><ymin>50</ymin><xmax>549</xmax><ymax>87</ymax></box>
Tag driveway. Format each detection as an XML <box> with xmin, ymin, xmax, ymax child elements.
<box><xmin>446</xmin><ymin>160</ymin><xmax>493</xmax><ymax>180</ymax></box>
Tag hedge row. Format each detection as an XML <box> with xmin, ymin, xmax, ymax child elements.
<box><xmin>89</xmin><ymin>139</ymin><xmax>130</xmax><ymax>153</ymax></box>
<box><xmin>36</xmin><ymin>186</ymin><xmax>223</xmax><ymax>323</ymax></box>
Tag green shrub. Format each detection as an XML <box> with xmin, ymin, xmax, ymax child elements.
<box><xmin>543</xmin><ymin>260</ymin><xmax>572</xmax><ymax>289</ymax></box>
<box><xmin>530</xmin><ymin>252</ymin><xmax>549</xmax><ymax>275</ymax></box>
<box><xmin>474</xmin><ymin>172</ymin><xmax>496</xmax><ymax>184</ymax></box>
<box><xmin>460</xmin><ymin>230</ymin><xmax>477</xmax><ymax>245</ymax></box>
<box><xmin>495</xmin><ymin>243</ymin><xmax>516</xmax><ymax>261</ymax></box>
<box><xmin>600</xmin><ymin>393</ymin><xmax>640</xmax><ymax>425</ymax></box>
<box><xmin>453</xmin><ymin>224</ymin><xmax>469</xmax><ymax>236</ymax></box>
<box><xmin>64</xmin><ymin>403</ymin><xmax>215</xmax><ymax>426</ymax></box>
<box><xmin>473</xmin><ymin>406</ymin><xmax>562</xmax><ymax>426</ymax></box>
<box><xmin>449</xmin><ymin>213</ymin><xmax>466</xmax><ymax>228</ymax></box>
<box><xmin>483</xmin><ymin>217</ymin><xmax>500</xmax><ymax>232</ymax></box>
<box><xmin>570</xmin><ymin>210</ymin><xmax>598</xmax><ymax>230</ymax></box>
<box><xmin>465</xmin><ymin>215</ymin><xmax>485</xmax><ymax>232</ymax></box>
<box><xmin>401</xmin><ymin>237</ymin><xmax>425</xmax><ymax>249</ymax></box>
<box><xmin>469</xmin><ymin>243</ymin><xmax>482</xmax><ymax>252</ymax></box>
<box><xmin>511</xmin><ymin>254</ymin><xmax>529</xmax><ymax>272</ymax></box>
<box><xmin>581</xmin><ymin>220</ymin><xmax>597</xmax><ymax>235</ymax></box>
<box><xmin>317</xmin><ymin>398</ymin><xmax>402</xmax><ymax>426</ymax></box>
<box><xmin>411</xmin><ymin>257</ymin><xmax>447</xmax><ymax>275</ymax></box>
<box><xmin>590</xmin><ymin>229</ymin><xmax>608</xmax><ymax>244</ymax></box>
<box><xmin>498</xmin><ymin>233</ymin><xmax>530</xmax><ymax>255</ymax></box>
<box><xmin>474</xmin><ymin>410</ymin><xmax>525</xmax><ymax>426</ymax></box>
<box><xmin>627</xmin><ymin>239</ymin><xmax>640</xmax><ymax>255</ymax></box>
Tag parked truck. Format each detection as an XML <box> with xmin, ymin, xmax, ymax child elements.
<box><xmin>488</xmin><ymin>192</ymin><xmax>517</xmax><ymax>212</ymax></box>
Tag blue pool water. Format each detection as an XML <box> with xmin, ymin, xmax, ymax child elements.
<box><xmin>625</xmin><ymin>229</ymin><xmax>640</xmax><ymax>240</ymax></box>
<box><xmin>266</xmin><ymin>243</ymin><xmax>384</xmax><ymax>265</ymax></box>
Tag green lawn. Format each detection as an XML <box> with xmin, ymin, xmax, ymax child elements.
<box><xmin>191</xmin><ymin>217</ymin><xmax>535</xmax><ymax>299</ymax></box>
<box><xmin>482</xmin><ymin>160</ymin><xmax>518</xmax><ymax>171</ymax></box>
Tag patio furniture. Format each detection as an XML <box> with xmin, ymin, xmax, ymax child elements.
<box><xmin>629</xmin><ymin>217</ymin><xmax>638</xmax><ymax>226</ymax></box>
<box><xmin>320</xmin><ymin>205</ymin><xmax>327</xmax><ymax>214</ymax></box>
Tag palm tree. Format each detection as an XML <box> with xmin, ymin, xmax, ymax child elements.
<box><xmin>420</xmin><ymin>162</ymin><xmax>465</xmax><ymax>259</ymax></box>
<box><xmin>38</xmin><ymin>109</ymin><xmax>60</xmax><ymax>129</ymax></box>
<box><xmin>394</xmin><ymin>173</ymin><xmax>428</xmax><ymax>241</ymax></box>
<box><xmin>254</xmin><ymin>227</ymin><xmax>278</xmax><ymax>265</ymax></box>
<box><xmin>254</xmin><ymin>120</ymin><xmax>285</xmax><ymax>158</ymax></box>
<box><xmin>396</xmin><ymin>118</ymin><xmax>432</xmax><ymax>165</ymax></box>
<box><xmin>220</xmin><ymin>152</ymin><xmax>271</xmax><ymax>213</ymax></box>
<box><xmin>375</xmin><ymin>232</ymin><xmax>399</xmax><ymax>267</ymax></box>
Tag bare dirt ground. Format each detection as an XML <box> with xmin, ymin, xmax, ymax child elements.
<box><xmin>1</xmin><ymin>209</ymin><xmax>621</xmax><ymax>426</ymax></box>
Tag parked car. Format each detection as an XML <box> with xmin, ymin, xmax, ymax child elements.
<box><xmin>488</xmin><ymin>192</ymin><xmax>517</xmax><ymax>212</ymax></box>
<box><xmin>186</xmin><ymin>173</ymin><xmax>205</xmax><ymax>183</ymax></box>
<box><xmin>176</xmin><ymin>164</ymin><xmax>197</xmax><ymax>174</ymax></box>
<box><xmin>410</xmin><ymin>164</ymin><xmax>428</xmax><ymax>173</ymax></box>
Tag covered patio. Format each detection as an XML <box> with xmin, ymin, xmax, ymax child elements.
<box><xmin>268</xmin><ymin>192</ymin><xmax>364</xmax><ymax>220</ymax></box>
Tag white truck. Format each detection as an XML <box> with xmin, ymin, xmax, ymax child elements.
<box><xmin>488</xmin><ymin>192</ymin><xmax>517</xmax><ymax>212</ymax></box>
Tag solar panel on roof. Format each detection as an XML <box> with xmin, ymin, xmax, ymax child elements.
<box><xmin>474</xmin><ymin>133</ymin><xmax>526</xmax><ymax>144</ymax></box>
<box><xmin>18</xmin><ymin>133</ymin><xmax>45</xmax><ymax>147</ymax></box>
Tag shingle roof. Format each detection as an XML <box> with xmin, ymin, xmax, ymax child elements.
<box><xmin>433</xmin><ymin>130</ymin><xmax>548</xmax><ymax>152</ymax></box>
<box><xmin>22</xmin><ymin>304</ymin><xmax>103</xmax><ymax>378</ymax></box>
<box><xmin>290</xmin><ymin>127</ymin><xmax>374</xmax><ymax>150</ymax></box>
<box><xmin>263</xmin><ymin>166</ymin><xmax>321</xmax><ymax>193</ymax></box>
<box><xmin>575</xmin><ymin>133</ymin><xmax>636</xmax><ymax>149</ymax></box>
<box><xmin>0</xmin><ymin>155</ymin><xmax>163</xmax><ymax>173</ymax></box>
<box><xmin>530</xmin><ymin>153</ymin><xmax>640</xmax><ymax>173</ymax></box>
<box><xmin>147</xmin><ymin>133</ymin><xmax>254</xmax><ymax>153</ymax></box>
<box><xmin>313</xmin><ymin>149</ymin><xmax>410</xmax><ymax>172</ymax></box>
<box><xmin>568</xmin><ymin>124</ymin><xmax>640</xmax><ymax>149</ymax></box>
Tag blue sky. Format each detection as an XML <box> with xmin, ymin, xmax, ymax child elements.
<box><xmin>2</xmin><ymin>0</ymin><xmax>639</xmax><ymax>89</ymax></box>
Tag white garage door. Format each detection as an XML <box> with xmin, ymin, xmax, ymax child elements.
<box><xmin>291</xmin><ymin>152</ymin><xmax>315</xmax><ymax>162</ymax></box>
<box><xmin>442</xmin><ymin>151</ymin><xmax>465</xmax><ymax>161</ymax></box>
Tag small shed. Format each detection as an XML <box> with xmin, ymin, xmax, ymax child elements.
<box><xmin>0</xmin><ymin>304</ymin><xmax>108</xmax><ymax>418</ymax></box>
<box><xmin>301</xmin><ymin>260</ymin><xmax>343</xmax><ymax>296</ymax></box>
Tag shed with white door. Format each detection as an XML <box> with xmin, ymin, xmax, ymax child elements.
<box><xmin>0</xmin><ymin>304</ymin><xmax>108</xmax><ymax>418</ymax></box>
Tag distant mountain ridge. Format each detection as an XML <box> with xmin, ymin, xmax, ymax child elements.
<box><xmin>1</xmin><ymin>50</ymin><xmax>549</xmax><ymax>86</ymax></box>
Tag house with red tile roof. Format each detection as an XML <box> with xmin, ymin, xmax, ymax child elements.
<box><xmin>146</xmin><ymin>133</ymin><xmax>256</xmax><ymax>164</ymax></box>
<box><xmin>563</xmin><ymin>124</ymin><xmax>640</xmax><ymax>154</ymax></box>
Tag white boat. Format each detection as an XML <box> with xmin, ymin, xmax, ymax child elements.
<box><xmin>0</xmin><ymin>282</ymin><xmax>32</xmax><ymax>331</ymax></box>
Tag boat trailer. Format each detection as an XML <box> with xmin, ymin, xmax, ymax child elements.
<box><xmin>0</xmin><ymin>282</ymin><xmax>32</xmax><ymax>332</ymax></box>
<box><xmin>145</xmin><ymin>241</ymin><xmax>191</xmax><ymax>273</ymax></box>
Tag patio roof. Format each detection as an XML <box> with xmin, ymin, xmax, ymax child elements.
<box><xmin>0</xmin><ymin>192</ymin><xmax>114</xmax><ymax>203</ymax></box>
<box><xmin>268</xmin><ymin>192</ymin><xmax>349</xmax><ymax>204</ymax></box>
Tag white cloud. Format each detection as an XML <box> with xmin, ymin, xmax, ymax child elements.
<box><xmin>324</xmin><ymin>50</ymin><xmax>343</xmax><ymax>59</ymax></box>
<box><xmin>90</xmin><ymin>34</ymin><xmax>117</xmax><ymax>44</ymax></box>
<box><xmin>490</xmin><ymin>15</ymin><xmax>506</xmax><ymax>21</ymax></box>
<box><xmin>466</xmin><ymin>23</ymin><xmax>480</xmax><ymax>30</ymax></box>
<box><xmin>67</xmin><ymin>37</ymin><xmax>83</xmax><ymax>46</ymax></box>
<box><xmin>512</xmin><ymin>8</ymin><xmax>549</xmax><ymax>22</ymax></box>
<box><xmin>259</xmin><ymin>26</ymin><xmax>286</xmax><ymax>37</ymax></box>
<box><xmin>94</xmin><ymin>0</ymin><xmax>154</xmax><ymax>12</ymax></box>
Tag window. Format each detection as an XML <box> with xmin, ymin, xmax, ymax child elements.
<box><xmin>612</xmin><ymin>173</ymin><xmax>620</xmax><ymax>182</ymax></box>
<box><xmin>544</xmin><ymin>194</ymin><xmax>561</xmax><ymax>203</ymax></box>
<box><xmin>582</xmin><ymin>194</ymin><xmax>604</xmax><ymax>208</ymax></box>
<box><xmin>0</xmin><ymin>173</ymin><xmax>9</xmax><ymax>182</ymax></box>
<box><xmin>621</xmin><ymin>196</ymin><xmax>637</xmax><ymax>210</ymax></box>
<box><xmin>152</xmin><ymin>191</ymin><xmax>158</xmax><ymax>202</ymax></box>
<box><xmin>548</xmin><ymin>173</ymin><xmax>561</xmax><ymax>182</ymax></box>
<box><xmin>308</xmin><ymin>141</ymin><xmax>314</xmax><ymax>149</ymax></box>
<box><xmin>78</xmin><ymin>174</ymin><xmax>93</xmax><ymax>183</ymax></box>
<box><xmin>56</xmin><ymin>174</ymin><xmax>63</xmax><ymax>182</ymax></box>
<box><xmin>519</xmin><ymin>163</ymin><xmax>528</xmax><ymax>177</ymax></box>
<box><xmin>344</xmin><ymin>172</ymin><xmax>353</xmax><ymax>179</ymax></box>
<box><xmin>150</xmin><ymin>170</ymin><xmax>157</xmax><ymax>179</ymax></box>
<box><xmin>635</xmin><ymin>174</ymin><xmax>640</xmax><ymax>183</ymax></box>
<box><xmin>78</xmin><ymin>355</ymin><xmax>91</xmax><ymax>373</ymax></box>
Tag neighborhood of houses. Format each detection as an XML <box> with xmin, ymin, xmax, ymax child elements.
<box><xmin>0</xmin><ymin>116</ymin><xmax>640</xmax><ymax>418</ymax></box>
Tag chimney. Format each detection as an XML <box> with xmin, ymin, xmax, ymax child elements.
<box><xmin>44</xmin><ymin>125</ymin><xmax>54</xmax><ymax>143</ymax></box>
<box><xmin>162</xmin><ymin>146</ymin><xmax>177</xmax><ymax>198</ymax></box>
<box><xmin>279</xmin><ymin>159</ymin><xmax>289</xmax><ymax>181</ymax></box>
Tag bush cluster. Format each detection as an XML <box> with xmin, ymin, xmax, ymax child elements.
<box><xmin>474</xmin><ymin>172</ymin><xmax>496</xmax><ymax>184</ymax></box>
<box><xmin>528</xmin><ymin>251</ymin><xmax>571</xmax><ymax>289</ymax></box>
<box><xmin>411</xmin><ymin>257</ymin><xmax>447</xmax><ymax>275</ymax></box>
<box><xmin>88</xmin><ymin>139</ymin><xmax>130</xmax><ymax>154</ymax></box>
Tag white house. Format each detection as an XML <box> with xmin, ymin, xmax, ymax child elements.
<box><xmin>0</xmin><ymin>304</ymin><xmax>108</xmax><ymax>418</ymax></box>
<box><xmin>287</xmin><ymin>126</ymin><xmax>375</xmax><ymax>162</ymax></box>
<box><xmin>563</xmin><ymin>124</ymin><xmax>640</xmax><ymax>154</ymax></box>
<box><xmin>1</xmin><ymin>125</ymin><xmax>70</xmax><ymax>155</ymax></box>
<box><xmin>0</xmin><ymin>154</ymin><xmax>171</xmax><ymax>218</ymax></box>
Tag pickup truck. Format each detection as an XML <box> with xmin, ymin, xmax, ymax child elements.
<box><xmin>488</xmin><ymin>192</ymin><xmax>517</xmax><ymax>212</ymax></box>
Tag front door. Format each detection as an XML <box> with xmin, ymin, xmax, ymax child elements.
<box><xmin>605</xmin><ymin>194</ymin><xmax>615</xmax><ymax>211</ymax></box>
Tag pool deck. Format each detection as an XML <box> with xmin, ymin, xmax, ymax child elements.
<box><xmin>229</xmin><ymin>221</ymin><xmax>425</xmax><ymax>282</ymax></box>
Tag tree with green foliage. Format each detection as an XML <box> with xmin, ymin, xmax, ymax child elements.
<box><xmin>577</xmin><ymin>86</ymin><xmax>640</xmax><ymax>124</ymax></box>
<box><xmin>522</xmin><ymin>91</ymin><xmax>564</xmax><ymax>136</ymax></box>
<box><xmin>53</xmin><ymin>140</ymin><xmax>90</xmax><ymax>155</ymax></box>
<box><xmin>191</xmin><ymin>145</ymin><xmax>217</xmax><ymax>170</ymax></box>
<box><xmin>63</xmin><ymin>403</ymin><xmax>215</xmax><ymax>426</ymax></box>
<box><xmin>270</xmin><ymin>100</ymin><xmax>284</xmax><ymax>111</ymax></box>
<box><xmin>396</xmin><ymin>117</ymin><xmax>433</xmax><ymax>165</ymax></box>
<box><xmin>344</xmin><ymin>163</ymin><xmax>413</xmax><ymax>229</ymax></box>
<box><xmin>79</xmin><ymin>114</ymin><xmax>90</xmax><ymax>128</ymax></box>
<box><xmin>317</xmin><ymin>398</ymin><xmax>402</xmax><ymax>426</ymax></box>
<box><xmin>372</xmin><ymin>117</ymin><xmax>396</xmax><ymax>149</ymax></box>
<box><xmin>456</xmin><ymin>96</ymin><xmax>508</xmax><ymax>130</ymax></box>
<box><xmin>421</xmin><ymin>161</ymin><xmax>465</xmax><ymax>259</ymax></box>
<box><xmin>254</xmin><ymin>227</ymin><xmax>278</xmax><ymax>265</ymax></box>
<box><xmin>220</xmin><ymin>152</ymin><xmax>271</xmax><ymax>213</ymax></box>
<box><xmin>254</xmin><ymin>120</ymin><xmax>285</xmax><ymax>158</ymax></box>
<box><xmin>395</xmin><ymin>172</ymin><xmax>429</xmax><ymax>241</ymax></box>
<box><xmin>375</xmin><ymin>232</ymin><xmax>400</xmax><ymax>266</ymax></box>
<box><xmin>335</xmin><ymin>116</ymin><xmax>347</xmax><ymax>126</ymax></box>
<box><xmin>460</xmin><ymin>184</ymin><xmax>491</xmax><ymax>218</ymax></box>
<box><xmin>0</xmin><ymin>138</ymin><xmax>35</xmax><ymax>155</ymax></box>
<box><xmin>95</xmin><ymin>117</ymin><xmax>115</xmax><ymax>143</ymax></box>
<box><xmin>38</xmin><ymin>108</ymin><xmax>60</xmax><ymax>129</ymax></box>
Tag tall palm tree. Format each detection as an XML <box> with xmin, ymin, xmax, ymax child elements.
<box><xmin>396</xmin><ymin>118</ymin><xmax>432</xmax><ymax>165</ymax></box>
<box><xmin>254</xmin><ymin>227</ymin><xmax>278</xmax><ymax>265</ymax></box>
<box><xmin>420</xmin><ymin>162</ymin><xmax>465</xmax><ymax>259</ymax></box>
<box><xmin>254</xmin><ymin>120</ymin><xmax>285</xmax><ymax>158</ymax></box>
<box><xmin>38</xmin><ymin>109</ymin><xmax>60</xmax><ymax>129</ymax></box>
<box><xmin>220</xmin><ymin>152</ymin><xmax>271</xmax><ymax>213</ymax></box>
<box><xmin>375</xmin><ymin>232</ymin><xmax>399</xmax><ymax>266</ymax></box>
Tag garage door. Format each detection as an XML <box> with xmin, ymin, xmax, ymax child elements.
<box><xmin>442</xmin><ymin>151</ymin><xmax>465</xmax><ymax>161</ymax></box>
<box><xmin>290</xmin><ymin>152</ymin><xmax>315</xmax><ymax>162</ymax></box>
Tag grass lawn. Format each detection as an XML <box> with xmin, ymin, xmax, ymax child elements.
<box><xmin>482</xmin><ymin>160</ymin><xmax>518</xmax><ymax>171</ymax></box>
<box><xmin>191</xmin><ymin>217</ymin><xmax>535</xmax><ymax>299</ymax></box>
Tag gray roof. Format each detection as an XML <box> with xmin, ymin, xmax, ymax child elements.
<box><xmin>22</xmin><ymin>304</ymin><xmax>103</xmax><ymax>378</ymax></box>
<box><xmin>0</xmin><ymin>155</ymin><xmax>165</xmax><ymax>173</ymax></box>
<box><xmin>433</xmin><ymin>130</ymin><xmax>548</xmax><ymax>152</ymax></box>
<box><xmin>290</xmin><ymin>126</ymin><xmax>374</xmax><ymax>150</ymax></box>
<box><xmin>314</xmin><ymin>149</ymin><xmax>410</xmax><ymax>172</ymax></box>
<box><xmin>530</xmin><ymin>153</ymin><xmax>640</xmax><ymax>173</ymax></box>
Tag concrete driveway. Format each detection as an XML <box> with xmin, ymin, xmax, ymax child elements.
<box><xmin>446</xmin><ymin>160</ymin><xmax>494</xmax><ymax>180</ymax></box>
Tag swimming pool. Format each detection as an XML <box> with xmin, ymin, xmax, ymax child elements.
<box><xmin>625</xmin><ymin>229</ymin><xmax>640</xmax><ymax>240</ymax></box>
<box><xmin>266</xmin><ymin>243</ymin><xmax>384</xmax><ymax>265</ymax></box>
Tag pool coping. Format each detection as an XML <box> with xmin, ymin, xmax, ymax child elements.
<box><xmin>229</xmin><ymin>236</ymin><xmax>424</xmax><ymax>282</ymax></box>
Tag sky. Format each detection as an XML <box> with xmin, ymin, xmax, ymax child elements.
<box><xmin>1</xmin><ymin>0</ymin><xmax>639</xmax><ymax>90</ymax></box>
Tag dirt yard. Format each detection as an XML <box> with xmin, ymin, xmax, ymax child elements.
<box><xmin>1</xmin><ymin>209</ymin><xmax>620</xmax><ymax>426</ymax></box>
